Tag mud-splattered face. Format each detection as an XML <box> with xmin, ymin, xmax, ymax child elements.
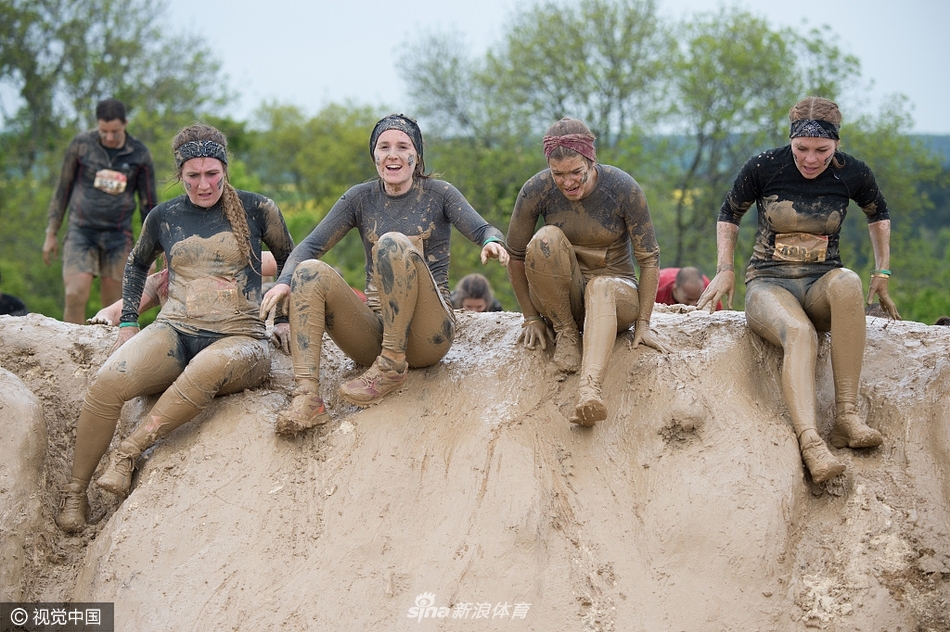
<box><xmin>548</xmin><ymin>155</ymin><xmax>595</xmax><ymax>201</ymax></box>
<box><xmin>374</xmin><ymin>129</ymin><xmax>417</xmax><ymax>194</ymax></box>
<box><xmin>791</xmin><ymin>137</ymin><xmax>838</xmax><ymax>180</ymax></box>
<box><xmin>182</xmin><ymin>157</ymin><xmax>226</xmax><ymax>208</ymax></box>
<box><xmin>461</xmin><ymin>297</ymin><xmax>488</xmax><ymax>312</ymax></box>
<box><xmin>97</xmin><ymin>118</ymin><xmax>127</xmax><ymax>149</ymax></box>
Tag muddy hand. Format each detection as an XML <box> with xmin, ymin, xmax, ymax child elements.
<box><xmin>631</xmin><ymin>321</ymin><xmax>670</xmax><ymax>353</ymax></box>
<box><xmin>42</xmin><ymin>233</ymin><xmax>59</xmax><ymax>267</ymax></box>
<box><xmin>868</xmin><ymin>276</ymin><xmax>901</xmax><ymax>320</ymax></box>
<box><xmin>517</xmin><ymin>318</ymin><xmax>554</xmax><ymax>350</ymax></box>
<box><xmin>109</xmin><ymin>325</ymin><xmax>139</xmax><ymax>355</ymax></box>
<box><xmin>697</xmin><ymin>271</ymin><xmax>734</xmax><ymax>313</ymax></box>
<box><xmin>481</xmin><ymin>242</ymin><xmax>509</xmax><ymax>267</ymax></box>
<box><xmin>260</xmin><ymin>283</ymin><xmax>290</xmax><ymax>320</ymax></box>
<box><xmin>271</xmin><ymin>321</ymin><xmax>291</xmax><ymax>353</ymax></box>
<box><xmin>86</xmin><ymin>311</ymin><xmax>114</xmax><ymax>326</ymax></box>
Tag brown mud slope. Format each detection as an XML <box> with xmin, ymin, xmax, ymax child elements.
<box><xmin>1</xmin><ymin>310</ymin><xmax>948</xmax><ymax>631</ymax></box>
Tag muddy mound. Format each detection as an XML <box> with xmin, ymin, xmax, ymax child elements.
<box><xmin>1</xmin><ymin>311</ymin><xmax>948</xmax><ymax>630</ymax></box>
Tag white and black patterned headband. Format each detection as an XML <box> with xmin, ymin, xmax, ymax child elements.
<box><xmin>175</xmin><ymin>140</ymin><xmax>229</xmax><ymax>169</ymax></box>
<box><xmin>789</xmin><ymin>118</ymin><xmax>840</xmax><ymax>140</ymax></box>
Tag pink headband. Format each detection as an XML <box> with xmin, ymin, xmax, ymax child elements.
<box><xmin>542</xmin><ymin>133</ymin><xmax>597</xmax><ymax>163</ymax></box>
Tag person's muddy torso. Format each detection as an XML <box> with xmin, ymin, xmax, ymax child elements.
<box><xmin>126</xmin><ymin>192</ymin><xmax>293</xmax><ymax>337</ymax></box>
<box><xmin>508</xmin><ymin>164</ymin><xmax>659</xmax><ymax>280</ymax></box>
<box><xmin>281</xmin><ymin>179</ymin><xmax>503</xmax><ymax>307</ymax></box>
<box><xmin>719</xmin><ymin>146</ymin><xmax>888</xmax><ymax>282</ymax></box>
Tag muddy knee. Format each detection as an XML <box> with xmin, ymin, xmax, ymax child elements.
<box><xmin>291</xmin><ymin>259</ymin><xmax>335</xmax><ymax>288</ymax></box>
<box><xmin>526</xmin><ymin>225</ymin><xmax>567</xmax><ymax>261</ymax></box>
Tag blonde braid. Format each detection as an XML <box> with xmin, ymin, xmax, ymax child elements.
<box><xmin>221</xmin><ymin>181</ymin><xmax>254</xmax><ymax>266</ymax></box>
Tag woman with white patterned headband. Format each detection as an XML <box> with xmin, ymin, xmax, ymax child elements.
<box><xmin>56</xmin><ymin>124</ymin><xmax>295</xmax><ymax>533</ymax></box>
<box><xmin>698</xmin><ymin>96</ymin><xmax>900</xmax><ymax>484</ymax></box>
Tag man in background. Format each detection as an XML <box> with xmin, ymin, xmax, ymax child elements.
<box><xmin>43</xmin><ymin>98</ymin><xmax>157</xmax><ymax>323</ymax></box>
<box><xmin>656</xmin><ymin>266</ymin><xmax>717</xmax><ymax>308</ymax></box>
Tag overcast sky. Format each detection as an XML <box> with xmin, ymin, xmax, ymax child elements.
<box><xmin>165</xmin><ymin>0</ymin><xmax>950</xmax><ymax>134</ymax></box>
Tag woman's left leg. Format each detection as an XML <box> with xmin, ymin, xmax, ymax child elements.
<box><xmin>97</xmin><ymin>336</ymin><xmax>270</xmax><ymax>495</ymax></box>
<box><xmin>803</xmin><ymin>268</ymin><xmax>882</xmax><ymax>448</ymax></box>
<box><xmin>339</xmin><ymin>232</ymin><xmax>454</xmax><ymax>406</ymax></box>
<box><xmin>572</xmin><ymin>276</ymin><xmax>639</xmax><ymax>426</ymax></box>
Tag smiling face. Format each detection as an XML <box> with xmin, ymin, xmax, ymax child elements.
<box><xmin>181</xmin><ymin>157</ymin><xmax>226</xmax><ymax>208</ymax></box>
<box><xmin>374</xmin><ymin>129</ymin><xmax>417</xmax><ymax>195</ymax></box>
<box><xmin>791</xmin><ymin>136</ymin><xmax>838</xmax><ymax>179</ymax></box>
<box><xmin>548</xmin><ymin>155</ymin><xmax>597</xmax><ymax>201</ymax></box>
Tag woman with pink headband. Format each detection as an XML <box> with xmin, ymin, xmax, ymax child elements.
<box><xmin>506</xmin><ymin>117</ymin><xmax>666</xmax><ymax>427</ymax></box>
<box><xmin>698</xmin><ymin>96</ymin><xmax>899</xmax><ymax>484</ymax></box>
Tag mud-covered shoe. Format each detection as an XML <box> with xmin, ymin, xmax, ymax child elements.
<box><xmin>830</xmin><ymin>411</ymin><xmax>883</xmax><ymax>449</ymax></box>
<box><xmin>339</xmin><ymin>355</ymin><xmax>408</xmax><ymax>407</ymax></box>
<box><xmin>553</xmin><ymin>325</ymin><xmax>581</xmax><ymax>374</ymax></box>
<box><xmin>275</xmin><ymin>392</ymin><xmax>330</xmax><ymax>435</ymax></box>
<box><xmin>799</xmin><ymin>430</ymin><xmax>845</xmax><ymax>483</ymax></box>
<box><xmin>571</xmin><ymin>379</ymin><xmax>607</xmax><ymax>427</ymax></box>
<box><xmin>96</xmin><ymin>440</ymin><xmax>141</xmax><ymax>496</ymax></box>
<box><xmin>55</xmin><ymin>480</ymin><xmax>90</xmax><ymax>534</ymax></box>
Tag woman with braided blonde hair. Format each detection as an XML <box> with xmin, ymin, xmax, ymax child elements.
<box><xmin>506</xmin><ymin>117</ymin><xmax>667</xmax><ymax>428</ymax></box>
<box><xmin>698</xmin><ymin>96</ymin><xmax>899</xmax><ymax>484</ymax></box>
<box><xmin>56</xmin><ymin>123</ymin><xmax>295</xmax><ymax>533</ymax></box>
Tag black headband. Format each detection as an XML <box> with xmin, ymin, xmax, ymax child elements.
<box><xmin>175</xmin><ymin>140</ymin><xmax>229</xmax><ymax>169</ymax></box>
<box><xmin>369</xmin><ymin>114</ymin><xmax>425</xmax><ymax>173</ymax></box>
<box><xmin>789</xmin><ymin>118</ymin><xmax>840</xmax><ymax>140</ymax></box>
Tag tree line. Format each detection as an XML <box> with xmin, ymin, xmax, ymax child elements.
<box><xmin>2</xmin><ymin>0</ymin><xmax>948</xmax><ymax>323</ymax></box>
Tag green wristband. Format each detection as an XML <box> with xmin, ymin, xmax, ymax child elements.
<box><xmin>119</xmin><ymin>321</ymin><xmax>140</xmax><ymax>328</ymax></box>
<box><xmin>872</xmin><ymin>269</ymin><xmax>891</xmax><ymax>276</ymax></box>
<box><xmin>483</xmin><ymin>236</ymin><xmax>505</xmax><ymax>247</ymax></box>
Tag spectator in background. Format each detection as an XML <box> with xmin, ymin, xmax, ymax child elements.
<box><xmin>656</xmin><ymin>266</ymin><xmax>718</xmax><ymax>308</ymax></box>
<box><xmin>43</xmin><ymin>98</ymin><xmax>157</xmax><ymax>324</ymax></box>
<box><xmin>0</xmin><ymin>269</ymin><xmax>28</xmax><ymax>316</ymax></box>
<box><xmin>452</xmin><ymin>273</ymin><xmax>503</xmax><ymax>312</ymax></box>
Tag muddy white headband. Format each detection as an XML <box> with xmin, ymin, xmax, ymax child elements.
<box><xmin>789</xmin><ymin>119</ymin><xmax>840</xmax><ymax>140</ymax></box>
<box><xmin>175</xmin><ymin>140</ymin><xmax>228</xmax><ymax>169</ymax></box>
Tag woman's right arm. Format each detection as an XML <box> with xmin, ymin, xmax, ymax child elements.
<box><xmin>697</xmin><ymin>221</ymin><xmax>739</xmax><ymax>312</ymax></box>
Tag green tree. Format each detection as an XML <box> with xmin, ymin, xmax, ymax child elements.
<box><xmin>0</xmin><ymin>0</ymin><xmax>233</xmax><ymax>320</ymax></box>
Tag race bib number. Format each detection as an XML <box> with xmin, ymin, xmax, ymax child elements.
<box><xmin>94</xmin><ymin>169</ymin><xmax>128</xmax><ymax>195</ymax></box>
<box><xmin>772</xmin><ymin>232</ymin><xmax>828</xmax><ymax>263</ymax></box>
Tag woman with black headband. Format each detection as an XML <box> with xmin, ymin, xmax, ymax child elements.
<box><xmin>698</xmin><ymin>96</ymin><xmax>900</xmax><ymax>484</ymax></box>
<box><xmin>506</xmin><ymin>117</ymin><xmax>666</xmax><ymax>428</ymax></box>
<box><xmin>56</xmin><ymin>124</ymin><xmax>295</xmax><ymax>532</ymax></box>
<box><xmin>260</xmin><ymin>114</ymin><xmax>508</xmax><ymax>433</ymax></box>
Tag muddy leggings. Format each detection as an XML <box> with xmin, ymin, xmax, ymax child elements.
<box><xmin>69</xmin><ymin>322</ymin><xmax>271</xmax><ymax>483</ymax></box>
<box><xmin>524</xmin><ymin>225</ymin><xmax>641</xmax><ymax>387</ymax></box>
<box><xmin>287</xmin><ymin>232</ymin><xmax>455</xmax><ymax>387</ymax></box>
<box><xmin>744</xmin><ymin>268</ymin><xmax>866</xmax><ymax>438</ymax></box>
